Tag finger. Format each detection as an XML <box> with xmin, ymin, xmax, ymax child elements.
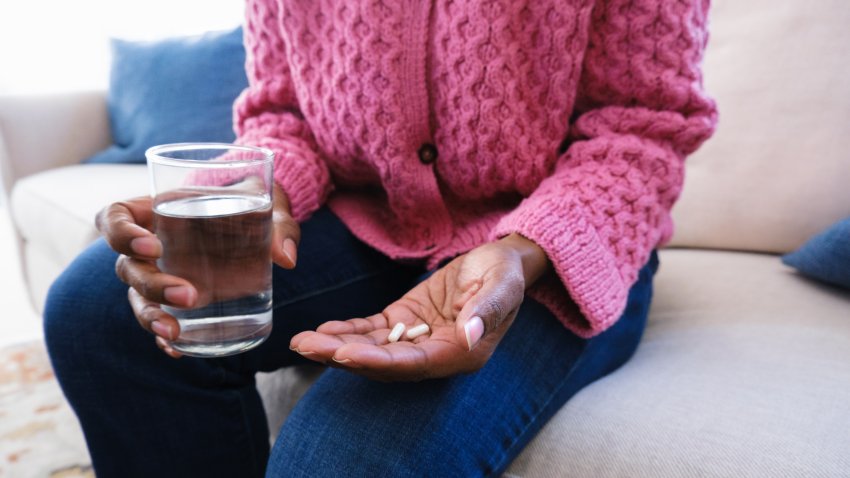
<box><xmin>291</xmin><ymin>330</ymin><xmax>388</xmax><ymax>362</ymax></box>
<box><xmin>131</xmin><ymin>290</ymin><xmax>184</xmax><ymax>360</ymax></box>
<box><xmin>309</xmin><ymin>308</ymin><xmax>427</xmax><ymax>343</ymax></box>
<box><xmin>332</xmin><ymin>340</ymin><xmax>474</xmax><ymax>381</ymax></box>
<box><xmin>455</xmin><ymin>273</ymin><xmax>524</xmax><ymax>351</ymax></box>
<box><xmin>271</xmin><ymin>185</ymin><xmax>301</xmax><ymax>269</ymax></box>
<box><xmin>155</xmin><ymin>335</ymin><xmax>183</xmax><ymax>359</ymax></box>
<box><xmin>96</xmin><ymin>197</ymin><xmax>162</xmax><ymax>260</ymax></box>
<box><xmin>128</xmin><ymin>288</ymin><xmax>181</xmax><ymax>340</ymax></box>
<box><xmin>289</xmin><ymin>330</ymin><xmax>313</xmax><ymax>352</ymax></box>
<box><xmin>116</xmin><ymin>255</ymin><xmax>198</xmax><ymax>308</ymax></box>
<box><xmin>314</xmin><ymin>316</ymin><xmax>390</xmax><ymax>335</ymax></box>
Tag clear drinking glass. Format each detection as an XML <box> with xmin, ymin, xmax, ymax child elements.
<box><xmin>146</xmin><ymin>143</ymin><xmax>274</xmax><ymax>357</ymax></box>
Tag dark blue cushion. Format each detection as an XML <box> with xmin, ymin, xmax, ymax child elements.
<box><xmin>782</xmin><ymin>217</ymin><xmax>850</xmax><ymax>290</ymax></box>
<box><xmin>86</xmin><ymin>27</ymin><xmax>247</xmax><ymax>164</ymax></box>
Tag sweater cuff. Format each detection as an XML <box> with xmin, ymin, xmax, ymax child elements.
<box><xmin>491</xmin><ymin>195</ymin><xmax>630</xmax><ymax>338</ymax></box>
<box><xmin>271</xmin><ymin>148</ymin><xmax>330</xmax><ymax>223</ymax></box>
<box><xmin>236</xmin><ymin>136</ymin><xmax>331</xmax><ymax>223</ymax></box>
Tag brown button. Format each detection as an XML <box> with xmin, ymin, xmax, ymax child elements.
<box><xmin>417</xmin><ymin>143</ymin><xmax>438</xmax><ymax>165</ymax></box>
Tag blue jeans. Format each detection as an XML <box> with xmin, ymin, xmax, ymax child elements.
<box><xmin>44</xmin><ymin>207</ymin><xmax>658</xmax><ymax>478</ymax></box>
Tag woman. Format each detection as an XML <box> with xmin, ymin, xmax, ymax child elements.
<box><xmin>45</xmin><ymin>0</ymin><xmax>716</xmax><ymax>476</ymax></box>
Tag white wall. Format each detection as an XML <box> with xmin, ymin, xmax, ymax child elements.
<box><xmin>0</xmin><ymin>0</ymin><xmax>244</xmax><ymax>95</ymax></box>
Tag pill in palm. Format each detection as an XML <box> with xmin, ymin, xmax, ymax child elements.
<box><xmin>406</xmin><ymin>323</ymin><xmax>430</xmax><ymax>340</ymax></box>
<box><xmin>387</xmin><ymin>323</ymin><xmax>406</xmax><ymax>343</ymax></box>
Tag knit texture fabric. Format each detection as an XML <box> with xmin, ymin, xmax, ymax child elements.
<box><xmin>235</xmin><ymin>0</ymin><xmax>718</xmax><ymax>337</ymax></box>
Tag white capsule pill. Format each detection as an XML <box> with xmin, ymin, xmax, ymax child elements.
<box><xmin>406</xmin><ymin>323</ymin><xmax>430</xmax><ymax>340</ymax></box>
<box><xmin>387</xmin><ymin>323</ymin><xmax>406</xmax><ymax>343</ymax></box>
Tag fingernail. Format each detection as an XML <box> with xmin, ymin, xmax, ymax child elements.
<box><xmin>464</xmin><ymin>316</ymin><xmax>485</xmax><ymax>351</ymax></box>
<box><xmin>151</xmin><ymin>320</ymin><xmax>173</xmax><ymax>340</ymax></box>
<box><xmin>332</xmin><ymin>357</ymin><xmax>361</xmax><ymax>368</ymax></box>
<box><xmin>164</xmin><ymin>286</ymin><xmax>195</xmax><ymax>307</ymax></box>
<box><xmin>283</xmin><ymin>238</ymin><xmax>298</xmax><ymax>266</ymax></box>
<box><xmin>130</xmin><ymin>236</ymin><xmax>161</xmax><ymax>257</ymax></box>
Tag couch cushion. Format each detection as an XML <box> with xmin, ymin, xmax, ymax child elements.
<box><xmin>669</xmin><ymin>0</ymin><xmax>850</xmax><ymax>253</ymax></box>
<box><xmin>506</xmin><ymin>249</ymin><xmax>850</xmax><ymax>477</ymax></box>
<box><xmin>782</xmin><ymin>216</ymin><xmax>850</xmax><ymax>290</ymax></box>
<box><xmin>86</xmin><ymin>27</ymin><xmax>247</xmax><ymax>164</ymax></box>
<box><xmin>10</xmin><ymin>164</ymin><xmax>148</xmax><ymax>270</ymax></box>
<box><xmin>22</xmin><ymin>242</ymin><xmax>66</xmax><ymax>316</ymax></box>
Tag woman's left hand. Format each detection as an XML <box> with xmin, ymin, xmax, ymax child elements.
<box><xmin>290</xmin><ymin>234</ymin><xmax>549</xmax><ymax>381</ymax></box>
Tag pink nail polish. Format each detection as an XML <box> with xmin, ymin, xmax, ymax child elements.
<box><xmin>130</xmin><ymin>236</ymin><xmax>161</xmax><ymax>257</ymax></box>
<box><xmin>152</xmin><ymin>320</ymin><xmax>172</xmax><ymax>340</ymax></box>
<box><xmin>283</xmin><ymin>238</ymin><xmax>298</xmax><ymax>266</ymax></box>
<box><xmin>164</xmin><ymin>286</ymin><xmax>194</xmax><ymax>307</ymax></box>
<box><xmin>155</xmin><ymin>335</ymin><xmax>169</xmax><ymax>349</ymax></box>
<box><xmin>464</xmin><ymin>316</ymin><xmax>485</xmax><ymax>351</ymax></box>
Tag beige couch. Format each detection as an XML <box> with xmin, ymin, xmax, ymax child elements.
<box><xmin>2</xmin><ymin>0</ymin><xmax>849</xmax><ymax>475</ymax></box>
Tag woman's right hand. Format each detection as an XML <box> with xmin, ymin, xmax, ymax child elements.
<box><xmin>95</xmin><ymin>185</ymin><xmax>300</xmax><ymax>358</ymax></box>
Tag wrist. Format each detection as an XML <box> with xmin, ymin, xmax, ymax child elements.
<box><xmin>499</xmin><ymin>233</ymin><xmax>550</xmax><ymax>288</ymax></box>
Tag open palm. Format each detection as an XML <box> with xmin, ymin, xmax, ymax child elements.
<box><xmin>290</xmin><ymin>242</ymin><xmax>527</xmax><ymax>381</ymax></box>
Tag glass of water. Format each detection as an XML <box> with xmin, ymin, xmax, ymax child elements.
<box><xmin>146</xmin><ymin>143</ymin><xmax>274</xmax><ymax>357</ymax></box>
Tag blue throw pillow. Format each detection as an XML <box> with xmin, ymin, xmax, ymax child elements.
<box><xmin>782</xmin><ymin>217</ymin><xmax>850</xmax><ymax>290</ymax></box>
<box><xmin>86</xmin><ymin>27</ymin><xmax>247</xmax><ymax>164</ymax></box>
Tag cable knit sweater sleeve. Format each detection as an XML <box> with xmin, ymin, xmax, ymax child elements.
<box><xmin>234</xmin><ymin>0</ymin><xmax>331</xmax><ymax>222</ymax></box>
<box><xmin>491</xmin><ymin>0</ymin><xmax>718</xmax><ymax>338</ymax></box>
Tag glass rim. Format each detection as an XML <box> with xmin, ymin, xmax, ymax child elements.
<box><xmin>145</xmin><ymin>143</ymin><xmax>274</xmax><ymax>168</ymax></box>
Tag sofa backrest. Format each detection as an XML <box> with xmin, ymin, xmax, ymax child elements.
<box><xmin>669</xmin><ymin>0</ymin><xmax>850</xmax><ymax>254</ymax></box>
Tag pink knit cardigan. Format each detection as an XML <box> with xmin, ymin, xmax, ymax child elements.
<box><xmin>234</xmin><ymin>0</ymin><xmax>718</xmax><ymax>338</ymax></box>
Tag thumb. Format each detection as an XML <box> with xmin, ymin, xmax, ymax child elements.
<box><xmin>455</xmin><ymin>275</ymin><xmax>524</xmax><ymax>352</ymax></box>
<box><xmin>271</xmin><ymin>184</ymin><xmax>301</xmax><ymax>269</ymax></box>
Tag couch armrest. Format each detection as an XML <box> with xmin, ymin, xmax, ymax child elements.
<box><xmin>0</xmin><ymin>91</ymin><xmax>110</xmax><ymax>199</ymax></box>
